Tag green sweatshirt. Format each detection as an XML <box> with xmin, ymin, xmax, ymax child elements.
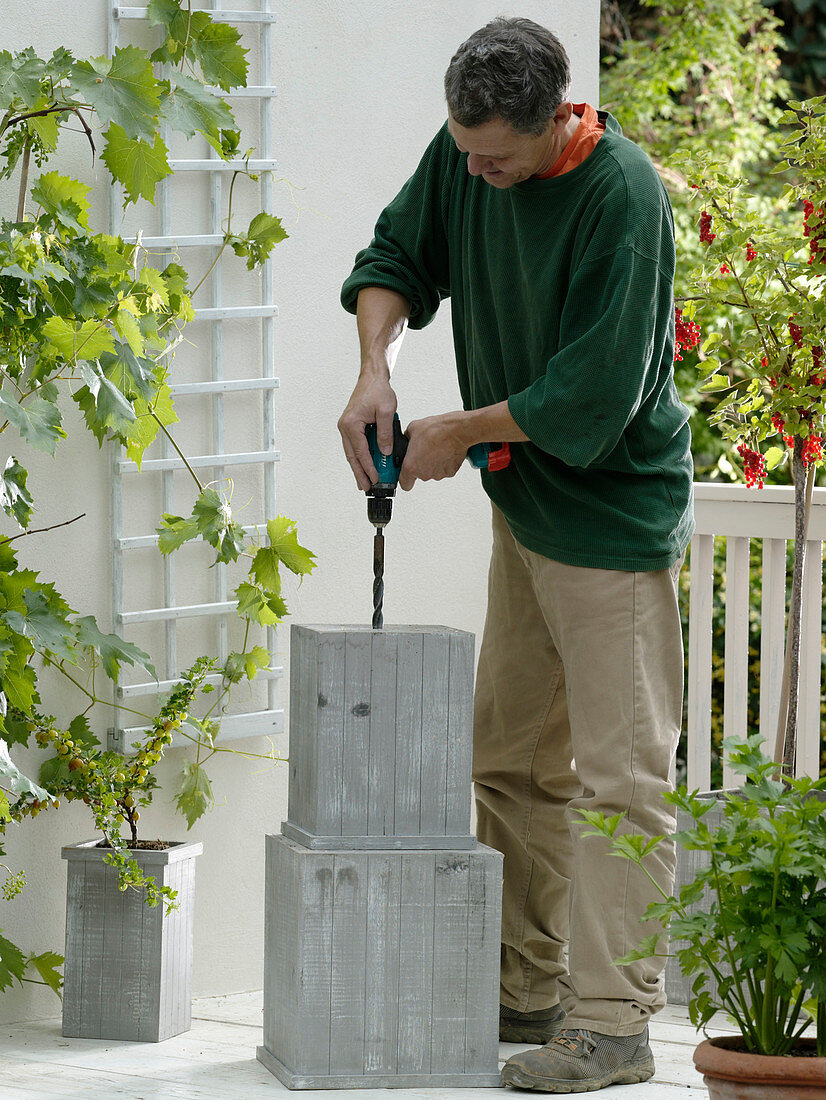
<box><xmin>341</xmin><ymin>114</ymin><xmax>694</xmax><ymax>571</ymax></box>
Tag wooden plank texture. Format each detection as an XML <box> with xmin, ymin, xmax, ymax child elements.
<box><xmin>430</xmin><ymin>854</ymin><xmax>470</xmax><ymax>1074</ymax></box>
<box><xmin>61</xmin><ymin>841</ymin><xmax>200</xmax><ymax>1042</ymax></box>
<box><xmin>393</xmin><ymin>632</ymin><xmax>424</xmax><ymax>836</ymax></box>
<box><xmin>367</xmin><ymin>632</ymin><xmax>398</xmax><ymax>837</ymax></box>
<box><xmin>287</xmin><ymin>626</ymin><xmax>318</xmax><ymax>832</ymax></box>
<box><xmin>397</xmin><ymin>854</ymin><xmax>435</xmax><ymax>1075</ymax></box>
<box><xmin>314</xmin><ymin>631</ymin><xmax>346</xmax><ymax>834</ymax></box>
<box><xmin>722</xmin><ymin>536</ymin><xmax>750</xmax><ymax>789</ymax></box>
<box><xmin>797</xmin><ymin>540</ymin><xmax>823</xmax><ymax>779</ymax></box>
<box><xmin>687</xmin><ymin>534</ymin><xmax>714</xmax><ymax>792</ymax></box>
<box><xmin>419</xmin><ymin>632</ymin><xmax>450</xmax><ymax>836</ymax></box>
<box><xmin>260</xmin><ymin>840</ymin><xmax>502</xmax><ymax>1086</ymax></box>
<box><xmin>446</xmin><ymin>631</ymin><xmax>474</xmax><ymax>835</ymax></box>
<box><xmin>363</xmin><ymin>853</ymin><xmax>401</xmax><ymax>1074</ymax></box>
<box><xmin>292</xmin><ymin>846</ymin><xmax>334</xmax><ymax>1075</ymax></box>
<box><xmin>464</xmin><ymin>852</ymin><xmax>502</xmax><ymax>1070</ymax></box>
<box><xmin>329</xmin><ymin>854</ymin><xmax>369</xmax><ymax>1075</ymax></box>
<box><xmin>341</xmin><ymin>631</ymin><xmax>373</xmax><ymax>836</ymax></box>
<box><xmin>285</xmin><ymin>625</ymin><xmax>475</xmax><ymax>844</ymax></box>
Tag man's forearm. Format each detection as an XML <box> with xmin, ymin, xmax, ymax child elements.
<box><xmin>356</xmin><ymin>287</ymin><xmax>411</xmax><ymax>377</ymax></box>
<box><xmin>446</xmin><ymin>401</ymin><xmax>531</xmax><ymax>449</ymax></box>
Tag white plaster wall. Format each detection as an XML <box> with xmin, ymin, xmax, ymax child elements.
<box><xmin>0</xmin><ymin>1</ymin><xmax>599</xmax><ymax>1024</ymax></box>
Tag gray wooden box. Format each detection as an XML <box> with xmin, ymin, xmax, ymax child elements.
<box><xmin>283</xmin><ymin>625</ymin><xmax>476</xmax><ymax>849</ymax></box>
<box><xmin>257</xmin><ymin>835</ymin><xmax>503</xmax><ymax>1089</ymax></box>
<box><xmin>665</xmin><ymin>803</ymin><xmax>723</xmax><ymax>1007</ymax></box>
<box><xmin>61</xmin><ymin>838</ymin><xmax>201</xmax><ymax>1042</ymax></box>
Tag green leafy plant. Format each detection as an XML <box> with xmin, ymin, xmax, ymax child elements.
<box><xmin>580</xmin><ymin>735</ymin><xmax>826</xmax><ymax>1055</ymax></box>
<box><xmin>0</xmin><ymin>739</ymin><xmax>62</xmax><ymax>996</ymax></box>
<box><xmin>0</xmin><ymin>1</ymin><xmax>314</xmax><ymax>972</ymax></box>
<box><xmin>675</xmin><ymin>97</ymin><xmax>826</xmax><ymax>772</ymax></box>
<box><xmin>601</xmin><ymin>0</ymin><xmax>791</xmax><ymax>479</ymax></box>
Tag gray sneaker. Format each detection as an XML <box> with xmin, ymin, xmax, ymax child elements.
<box><xmin>500</xmin><ymin>1003</ymin><xmax>566</xmax><ymax>1044</ymax></box>
<box><xmin>501</xmin><ymin>1026</ymin><xmax>655</xmax><ymax>1093</ymax></box>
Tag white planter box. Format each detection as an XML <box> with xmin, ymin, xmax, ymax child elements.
<box><xmin>61</xmin><ymin>838</ymin><xmax>202</xmax><ymax>1042</ymax></box>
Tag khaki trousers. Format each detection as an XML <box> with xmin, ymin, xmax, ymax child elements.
<box><xmin>473</xmin><ymin>506</ymin><xmax>684</xmax><ymax>1036</ymax></box>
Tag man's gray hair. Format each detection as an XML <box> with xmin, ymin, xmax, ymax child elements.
<box><xmin>444</xmin><ymin>17</ymin><xmax>571</xmax><ymax>136</ymax></box>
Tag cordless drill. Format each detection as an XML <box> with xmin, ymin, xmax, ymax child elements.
<box><xmin>365</xmin><ymin>414</ymin><xmax>408</xmax><ymax>630</ymax></box>
<box><xmin>364</xmin><ymin>416</ymin><xmax>511</xmax><ymax>629</ymax></box>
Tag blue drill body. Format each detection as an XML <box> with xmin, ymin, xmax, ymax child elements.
<box><xmin>364</xmin><ymin>415</ymin><xmax>510</xmax><ymax>629</ymax></box>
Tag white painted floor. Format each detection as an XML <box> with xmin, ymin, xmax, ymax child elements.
<box><xmin>0</xmin><ymin>993</ymin><xmax>738</xmax><ymax>1098</ymax></box>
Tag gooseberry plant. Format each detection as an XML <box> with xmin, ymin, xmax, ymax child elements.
<box><xmin>675</xmin><ymin>96</ymin><xmax>826</xmax><ymax>774</ymax></box>
<box><xmin>0</xmin><ymin>1</ymin><xmax>315</xmax><ymax>984</ymax></box>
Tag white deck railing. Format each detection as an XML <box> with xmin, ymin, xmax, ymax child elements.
<box><xmin>687</xmin><ymin>483</ymin><xmax>826</xmax><ymax>791</ymax></box>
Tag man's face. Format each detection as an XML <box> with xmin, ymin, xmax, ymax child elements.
<box><xmin>447</xmin><ymin>111</ymin><xmax>564</xmax><ymax>189</ymax></box>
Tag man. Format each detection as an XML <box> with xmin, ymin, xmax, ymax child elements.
<box><xmin>338</xmin><ymin>17</ymin><xmax>693</xmax><ymax>1094</ymax></box>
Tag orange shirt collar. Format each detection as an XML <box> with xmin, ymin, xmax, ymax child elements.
<box><xmin>534</xmin><ymin>103</ymin><xmax>604</xmax><ymax>180</ymax></box>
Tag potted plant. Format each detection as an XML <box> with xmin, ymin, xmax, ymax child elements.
<box><xmin>580</xmin><ymin>97</ymin><xmax>826</xmax><ymax>1094</ymax></box>
<box><xmin>581</xmin><ymin>735</ymin><xmax>826</xmax><ymax>1096</ymax></box>
<box><xmin>0</xmin><ymin>0</ymin><xmax>315</xmax><ymax>1034</ymax></box>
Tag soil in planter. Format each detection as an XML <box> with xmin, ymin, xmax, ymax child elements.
<box><xmin>96</xmin><ymin>838</ymin><xmax>171</xmax><ymax>850</ymax></box>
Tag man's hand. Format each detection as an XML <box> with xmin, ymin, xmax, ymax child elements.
<box><xmin>398</xmin><ymin>412</ymin><xmax>471</xmax><ymax>491</ymax></box>
<box><xmin>339</xmin><ymin>287</ymin><xmax>410</xmax><ymax>491</ymax></box>
<box><xmin>337</xmin><ymin>376</ymin><xmax>398</xmax><ymax>491</ymax></box>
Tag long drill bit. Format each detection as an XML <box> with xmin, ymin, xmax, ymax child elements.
<box><xmin>372</xmin><ymin>527</ymin><xmax>385</xmax><ymax>629</ymax></box>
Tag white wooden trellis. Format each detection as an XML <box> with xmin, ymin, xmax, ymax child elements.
<box><xmin>107</xmin><ymin>1</ymin><xmax>282</xmax><ymax>751</ymax></box>
<box><xmin>687</xmin><ymin>482</ymin><xmax>826</xmax><ymax>791</ymax></box>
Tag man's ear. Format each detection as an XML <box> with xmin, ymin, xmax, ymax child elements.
<box><xmin>553</xmin><ymin>101</ymin><xmax>574</xmax><ymax>128</ymax></box>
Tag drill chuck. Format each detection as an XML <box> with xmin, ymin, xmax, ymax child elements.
<box><xmin>367</xmin><ymin>492</ymin><xmax>393</xmax><ymax>528</ymax></box>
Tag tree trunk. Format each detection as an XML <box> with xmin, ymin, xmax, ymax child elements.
<box><xmin>774</xmin><ymin>439</ymin><xmax>816</xmax><ymax>774</ymax></box>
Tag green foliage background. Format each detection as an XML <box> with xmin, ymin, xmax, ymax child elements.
<box><xmin>600</xmin><ymin>0</ymin><xmax>826</xmax><ymax>781</ymax></box>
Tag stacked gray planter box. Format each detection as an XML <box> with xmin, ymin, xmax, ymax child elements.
<box><xmin>62</xmin><ymin>838</ymin><xmax>201</xmax><ymax>1042</ymax></box>
<box><xmin>257</xmin><ymin>625</ymin><xmax>503</xmax><ymax>1089</ymax></box>
<box><xmin>664</xmin><ymin>803</ymin><xmax>725</xmax><ymax>1007</ymax></box>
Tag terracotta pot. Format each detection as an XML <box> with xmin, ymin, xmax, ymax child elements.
<box><xmin>694</xmin><ymin>1036</ymin><xmax>826</xmax><ymax>1098</ymax></box>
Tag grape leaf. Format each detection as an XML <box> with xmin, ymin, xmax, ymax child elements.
<box><xmin>0</xmin><ymin>390</ymin><xmax>65</xmax><ymax>456</ymax></box>
<box><xmin>112</xmin><ymin>306</ymin><xmax>143</xmax><ymax>356</ymax></box>
<box><xmin>74</xmin><ymin>615</ymin><xmax>156</xmax><ymax>681</ymax></box>
<box><xmin>234</xmin><ymin>580</ymin><xmax>287</xmax><ymax>626</ymax></box>
<box><xmin>0</xmin><ymin>930</ymin><xmax>25</xmax><ymax>993</ymax></box>
<box><xmin>67</xmin><ymin>713</ymin><xmax>100</xmax><ymax>750</ymax></box>
<box><xmin>1</xmin><ymin>456</ymin><xmax>33</xmax><ymax>529</ymax></box>
<box><xmin>0</xmin><ymin>634</ymin><xmax>38</xmax><ymax>712</ymax></box>
<box><xmin>69</xmin><ymin>46</ymin><xmax>160</xmax><ymax>142</ymax></box>
<box><xmin>101</xmin><ymin>124</ymin><xmax>172</xmax><ymax>205</ymax></box>
<box><xmin>146</xmin><ymin>0</ymin><xmax>182</xmax><ymax>27</ymax></box>
<box><xmin>224</xmin><ymin>644</ymin><xmax>269</xmax><ymax>684</ymax></box>
<box><xmin>266</xmin><ymin>516</ymin><xmax>317</xmax><ymax>576</ymax></box>
<box><xmin>3</xmin><ymin>587</ymin><xmax>77</xmax><ymax>663</ymax></box>
<box><xmin>0</xmin><ymin>710</ymin><xmax>33</xmax><ymax>750</ymax></box>
<box><xmin>25</xmin><ymin>950</ymin><xmax>63</xmax><ymax>995</ymax></box>
<box><xmin>0</xmin><ymin>50</ymin><xmax>47</xmax><ymax>107</ymax></box>
<box><xmin>124</xmin><ymin>379</ymin><xmax>178</xmax><ymax>468</ymax></box>
<box><xmin>136</xmin><ymin>265</ymin><xmax>170</xmax><ymax>309</ymax></box>
<box><xmin>230</xmin><ymin>211</ymin><xmax>288</xmax><ymax>271</ymax></box>
<box><xmin>175</xmin><ymin>761</ymin><xmax>213</xmax><ymax>829</ymax></box>
<box><xmin>41</xmin><ymin>316</ymin><xmax>116</xmax><ymax>362</ymax></box>
<box><xmin>31</xmin><ymin>171</ymin><xmax>91</xmax><ymax>232</ymax></box>
<box><xmin>191</xmin><ymin>488</ymin><xmax>246</xmax><ymax>562</ymax></box>
<box><xmin>157</xmin><ymin>513</ymin><xmax>200</xmax><ymax>554</ymax></box>
<box><xmin>191</xmin><ymin>22</ymin><xmax>249</xmax><ymax>91</ymax></box>
<box><xmin>74</xmin><ymin>361</ymin><xmax>137</xmax><ymax>439</ymax></box>
<box><xmin>250</xmin><ymin>546</ymin><xmax>282</xmax><ymax>594</ymax></box>
<box><xmin>0</xmin><ymin>739</ymin><xmax>53</xmax><ymax>802</ymax></box>
<box><xmin>160</xmin><ymin>71</ymin><xmax>235</xmax><ymax>143</ymax></box>
<box><xmin>99</xmin><ymin>342</ymin><xmax>154</xmax><ymax>402</ymax></box>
